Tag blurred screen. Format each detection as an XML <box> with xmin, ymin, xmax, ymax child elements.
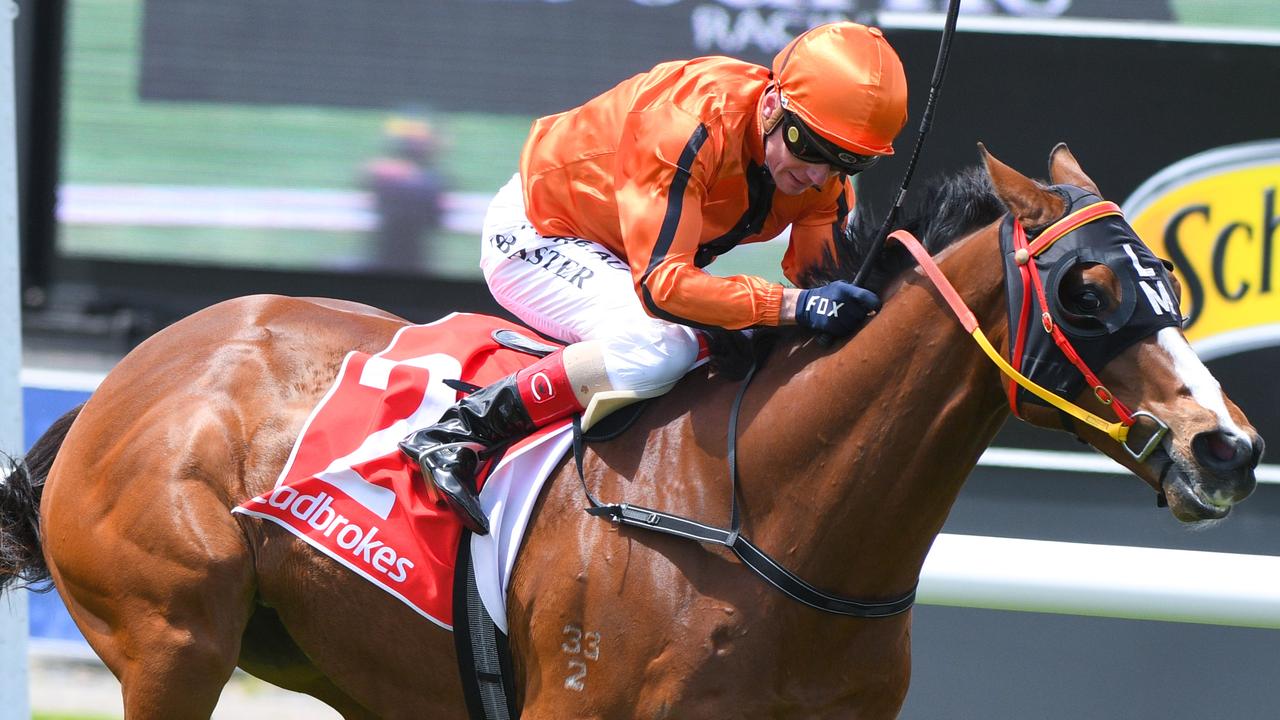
<box><xmin>55</xmin><ymin>0</ymin><xmax>1280</xmax><ymax>280</ymax></box>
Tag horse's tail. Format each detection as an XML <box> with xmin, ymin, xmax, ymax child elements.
<box><xmin>0</xmin><ymin>404</ymin><xmax>82</xmax><ymax>592</ymax></box>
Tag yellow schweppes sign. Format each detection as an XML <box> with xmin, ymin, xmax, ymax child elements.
<box><xmin>1124</xmin><ymin>140</ymin><xmax>1280</xmax><ymax>360</ymax></box>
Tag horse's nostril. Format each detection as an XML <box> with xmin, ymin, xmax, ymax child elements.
<box><xmin>1208</xmin><ymin>434</ymin><xmax>1237</xmax><ymax>462</ymax></box>
<box><xmin>1191</xmin><ymin>431</ymin><xmax>1252</xmax><ymax>472</ymax></box>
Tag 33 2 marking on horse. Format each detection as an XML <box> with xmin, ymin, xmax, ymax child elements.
<box><xmin>561</xmin><ymin>624</ymin><xmax>602</xmax><ymax>692</ymax></box>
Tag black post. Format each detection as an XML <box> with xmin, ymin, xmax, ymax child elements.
<box><xmin>17</xmin><ymin>0</ymin><xmax>65</xmax><ymax>308</ymax></box>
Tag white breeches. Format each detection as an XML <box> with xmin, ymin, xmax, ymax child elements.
<box><xmin>479</xmin><ymin>174</ymin><xmax>700</xmax><ymax>395</ymax></box>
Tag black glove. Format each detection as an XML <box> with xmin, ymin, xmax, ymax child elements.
<box><xmin>795</xmin><ymin>281</ymin><xmax>880</xmax><ymax>336</ymax></box>
<box><xmin>703</xmin><ymin>328</ymin><xmax>759</xmax><ymax>381</ymax></box>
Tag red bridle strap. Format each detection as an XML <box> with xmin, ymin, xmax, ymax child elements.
<box><xmin>1007</xmin><ymin>218</ymin><xmax>1035</xmax><ymax>418</ymax></box>
<box><xmin>1027</xmin><ymin>200</ymin><xmax>1124</xmax><ymax>256</ymax></box>
<box><xmin>1013</xmin><ymin>209</ymin><xmax>1137</xmax><ymax>426</ymax></box>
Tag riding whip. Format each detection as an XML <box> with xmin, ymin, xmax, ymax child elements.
<box><xmin>852</xmin><ymin>0</ymin><xmax>964</xmax><ymax>287</ymax></box>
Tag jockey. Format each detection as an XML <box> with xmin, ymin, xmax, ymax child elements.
<box><xmin>400</xmin><ymin>22</ymin><xmax>909</xmax><ymax>534</ymax></box>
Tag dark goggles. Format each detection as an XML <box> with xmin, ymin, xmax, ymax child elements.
<box><xmin>780</xmin><ymin>111</ymin><xmax>880</xmax><ymax>176</ymax></box>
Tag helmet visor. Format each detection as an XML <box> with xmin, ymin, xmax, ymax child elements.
<box><xmin>781</xmin><ymin>111</ymin><xmax>880</xmax><ymax>176</ymax></box>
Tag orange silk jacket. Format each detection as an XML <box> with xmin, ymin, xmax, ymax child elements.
<box><xmin>519</xmin><ymin>56</ymin><xmax>853</xmax><ymax>331</ymax></box>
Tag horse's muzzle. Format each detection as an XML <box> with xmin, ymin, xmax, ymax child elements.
<box><xmin>1162</xmin><ymin>432</ymin><xmax>1261</xmax><ymax>523</ymax></box>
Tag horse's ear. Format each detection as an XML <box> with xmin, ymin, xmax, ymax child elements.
<box><xmin>979</xmin><ymin>142</ymin><xmax>1065</xmax><ymax>228</ymax></box>
<box><xmin>1047</xmin><ymin>142</ymin><xmax>1101</xmax><ymax>196</ymax></box>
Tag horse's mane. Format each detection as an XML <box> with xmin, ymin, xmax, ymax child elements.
<box><xmin>798</xmin><ymin>165</ymin><xmax>1007</xmax><ymax>294</ymax></box>
<box><xmin>703</xmin><ymin>166</ymin><xmax>1007</xmax><ymax>373</ymax></box>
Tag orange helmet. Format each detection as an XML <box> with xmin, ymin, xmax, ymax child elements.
<box><xmin>772</xmin><ymin>22</ymin><xmax>908</xmax><ymax>157</ymax></box>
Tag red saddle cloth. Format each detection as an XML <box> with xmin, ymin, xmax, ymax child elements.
<box><xmin>233</xmin><ymin>313</ymin><xmax>559</xmax><ymax>629</ymax></box>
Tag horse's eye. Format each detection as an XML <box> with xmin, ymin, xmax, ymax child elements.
<box><xmin>1071</xmin><ymin>288</ymin><xmax>1105</xmax><ymax>314</ymax></box>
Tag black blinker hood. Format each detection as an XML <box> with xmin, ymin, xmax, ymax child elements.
<box><xmin>1000</xmin><ymin>186</ymin><xmax>1184</xmax><ymax>408</ymax></box>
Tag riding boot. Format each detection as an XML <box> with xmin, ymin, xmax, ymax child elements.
<box><xmin>399</xmin><ymin>351</ymin><xmax>584</xmax><ymax>535</ymax></box>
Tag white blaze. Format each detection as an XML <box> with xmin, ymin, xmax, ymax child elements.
<box><xmin>1156</xmin><ymin>327</ymin><xmax>1247</xmax><ymax>439</ymax></box>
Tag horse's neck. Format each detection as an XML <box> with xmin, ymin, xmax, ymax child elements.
<box><xmin>748</xmin><ymin>225</ymin><xmax>1011</xmax><ymax>597</ymax></box>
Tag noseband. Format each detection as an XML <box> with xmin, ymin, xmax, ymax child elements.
<box><xmin>891</xmin><ymin>186</ymin><xmax>1184</xmax><ymax>475</ymax></box>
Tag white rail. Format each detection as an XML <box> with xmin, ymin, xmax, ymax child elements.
<box><xmin>920</xmin><ymin>534</ymin><xmax>1280</xmax><ymax>629</ymax></box>
<box><xmin>57</xmin><ymin>184</ymin><xmax>492</xmax><ymax>235</ymax></box>
<box><xmin>980</xmin><ymin>446</ymin><xmax>1280</xmax><ymax>485</ymax></box>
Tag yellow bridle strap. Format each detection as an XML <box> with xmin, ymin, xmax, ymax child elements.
<box><xmin>970</xmin><ymin>328</ymin><xmax>1129</xmax><ymax>442</ymax></box>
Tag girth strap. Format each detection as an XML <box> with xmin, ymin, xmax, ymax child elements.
<box><xmin>573</xmin><ymin>352</ymin><xmax>917</xmax><ymax>619</ymax></box>
<box><xmin>453</xmin><ymin>531</ymin><xmax>518</xmax><ymax>720</ymax></box>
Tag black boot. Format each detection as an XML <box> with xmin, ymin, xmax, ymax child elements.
<box><xmin>399</xmin><ymin>375</ymin><xmax>536</xmax><ymax>535</ymax></box>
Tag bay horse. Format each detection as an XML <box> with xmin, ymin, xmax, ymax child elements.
<box><xmin>1</xmin><ymin>145</ymin><xmax>1262</xmax><ymax>719</ymax></box>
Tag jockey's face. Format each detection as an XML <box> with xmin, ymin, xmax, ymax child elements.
<box><xmin>765</xmin><ymin>128</ymin><xmax>841</xmax><ymax>195</ymax></box>
<box><xmin>761</xmin><ymin>90</ymin><xmax>841</xmax><ymax>195</ymax></box>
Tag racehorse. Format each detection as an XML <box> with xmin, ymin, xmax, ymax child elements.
<box><xmin>1</xmin><ymin>145</ymin><xmax>1262</xmax><ymax>719</ymax></box>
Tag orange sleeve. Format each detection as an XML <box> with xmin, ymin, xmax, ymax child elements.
<box><xmin>616</xmin><ymin>111</ymin><xmax>783</xmax><ymax>331</ymax></box>
<box><xmin>782</xmin><ymin>176</ymin><xmax>855</xmax><ymax>287</ymax></box>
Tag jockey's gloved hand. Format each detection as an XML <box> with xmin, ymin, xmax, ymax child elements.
<box><xmin>795</xmin><ymin>281</ymin><xmax>881</xmax><ymax>336</ymax></box>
